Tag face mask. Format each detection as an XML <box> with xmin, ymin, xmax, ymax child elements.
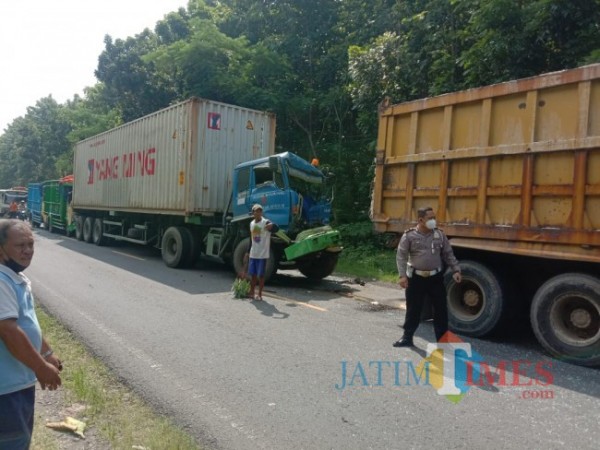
<box><xmin>425</xmin><ymin>219</ymin><xmax>437</xmax><ymax>230</ymax></box>
<box><xmin>4</xmin><ymin>257</ymin><xmax>26</xmax><ymax>273</ymax></box>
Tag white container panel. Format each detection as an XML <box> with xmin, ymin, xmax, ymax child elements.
<box><xmin>73</xmin><ymin>98</ymin><xmax>275</xmax><ymax>215</ymax></box>
<box><xmin>193</xmin><ymin>101</ymin><xmax>276</xmax><ymax>212</ymax></box>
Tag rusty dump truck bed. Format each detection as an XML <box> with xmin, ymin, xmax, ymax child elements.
<box><xmin>373</xmin><ymin>64</ymin><xmax>600</xmax><ymax>263</ymax></box>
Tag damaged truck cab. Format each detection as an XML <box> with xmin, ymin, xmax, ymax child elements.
<box><xmin>222</xmin><ymin>152</ymin><xmax>342</xmax><ymax>281</ymax></box>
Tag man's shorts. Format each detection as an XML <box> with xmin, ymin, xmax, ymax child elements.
<box><xmin>248</xmin><ymin>258</ymin><xmax>267</xmax><ymax>277</ymax></box>
<box><xmin>0</xmin><ymin>386</ymin><xmax>35</xmax><ymax>450</ymax></box>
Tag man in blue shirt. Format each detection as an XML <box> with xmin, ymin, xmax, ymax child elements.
<box><xmin>0</xmin><ymin>219</ymin><xmax>62</xmax><ymax>449</ymax></box>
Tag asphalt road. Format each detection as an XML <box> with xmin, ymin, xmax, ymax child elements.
<box><xmin>27</xmin><ymin>230</ymin><xmax>600</xmax><ymax>450</ymax></box>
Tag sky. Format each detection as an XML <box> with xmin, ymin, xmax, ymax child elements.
<box><xmin>0</xmin><ymin>0</ymin><xmax>189</xmax><ymax>133</ymax></box>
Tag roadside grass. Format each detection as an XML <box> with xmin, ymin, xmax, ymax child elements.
<box><xmin>336</xmin><ymin>244</ymin><xmax>398</xmax><ymax>283</ymax></box>
<box><xmin>32</xmin><ymin>306</ymin><xmax>200</xmax><ymax>450</ymax></box>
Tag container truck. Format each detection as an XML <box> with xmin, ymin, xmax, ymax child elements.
<box><xmin>71</xmin><ymin>98</ymin><xmax>341</xmax><ymax>281</ymax></box>
<box><xmin>372</xmin><ymin>64</ymin><xmax>600</xmax><ymax>366</ymax></box>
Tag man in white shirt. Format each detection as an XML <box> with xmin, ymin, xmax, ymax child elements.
<box><xmin>248</xmin><ymin>204</ymin><xmax>277</xmax><ymax>301</ymax></box>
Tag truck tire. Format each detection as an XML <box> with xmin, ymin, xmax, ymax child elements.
<box><xmin>444</xmin><ymin>260</ymin><xmax>508</xmax><ymax>337</ymax></box>
<box><xmin>75</xmin><ymin>216</ymin><xmax>84</xmax><ymax>241</ymax></box>
<box><xmin>83</xmin><ymin>217</ymin><xmax>94</xmax><ymax>243</ymax></box>
<box><xmin>298</xmin><ymin>252</ymin><xmax>339</xmax><ymax>280</ymax></box>
<box><xmin>531</xmin><ymin>273</ymin><xmax>600</xmax><ymax>367</ymax></box>
<box><xmin>92</xmin><ymin>218</ymin><xmax>106</xmax><ymax>246</ymax></box>
<box><xmin>181</xmin><ymin>227</ymin><xmax>200</xmax><ymax>267</ymax></box>
<box><xmin>161</xmin><ymin>226</ymin><xmax>192</xmax><ymax>268</ymax></box>
<box><xmin>232</xmin><ymin>237</ymin><xmax>276</xmax><ymax>282</ymax></box>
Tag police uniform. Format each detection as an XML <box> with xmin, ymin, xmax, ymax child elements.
<box><xmin>396</xmin><ymin>227</ymin><xmax>460</xmax><ymax>343</ymax></box>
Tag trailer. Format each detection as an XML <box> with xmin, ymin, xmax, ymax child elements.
<box><xmin>27</xmin><ymin>183</ymin><xmax>44</xmax><ymax>226</ymax></box>
<box><xmin>43</xmin><ymin>176</ymin><xmax>74</xmax><ymax>233</ymax></box>
<box><xmin>71</xmin><ymin>98</ymin><xmax>341</xmax><ymax>280</ymax></box>
<box><xmin>373</xmin><ymin>64</ymin><xmax>600</xmax><ymax>366</ymax></box>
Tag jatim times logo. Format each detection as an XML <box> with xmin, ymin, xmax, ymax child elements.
<box><xmin>335</xmin><ymin>332</ymin><xmax>554</xmax><ymax>403</ymax></box>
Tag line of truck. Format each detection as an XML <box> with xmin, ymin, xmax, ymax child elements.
<box><xmin>22</xmin><ymin>65</ymin><xmax>600</xmax><ymax>367</ymax></box>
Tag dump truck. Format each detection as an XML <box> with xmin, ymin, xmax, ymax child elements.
<box><xmin>71</xmin><ymin>98</ymin><xmax>341</xmax><ymax>281</ymax></box>
<box><xmin>373</xmin><ymin>64</ymin><xmax>600</xmax><ymax>366</ymax></box>
<box><xmin>27</xmin><ymin>183</ymin><xmax>44</xmax><ymax>226</ymax></box>
<box><xmin>43</xmin><ymin>176</ymin><xmax>74</xmax><ymax>233</ymax></box>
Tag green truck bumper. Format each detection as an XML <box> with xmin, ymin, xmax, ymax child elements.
<box><xmin>284</xmin><ymin>227</ymin><xmax>342</xmax><ymax>261</ymax></box>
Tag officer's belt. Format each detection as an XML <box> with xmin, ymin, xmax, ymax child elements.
<box><xmin>414</xmin><ymin>268</ymin><xmax>442</xmax><ymax>277</ymax></box>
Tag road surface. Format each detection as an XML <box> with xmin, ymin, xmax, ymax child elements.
<box><xmin>27</xmin><ymin>230</ymin><xmax>600</xmax><ymax>449</ymax></box>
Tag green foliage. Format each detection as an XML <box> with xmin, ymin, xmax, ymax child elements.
<box><xmin>336</xmin><ymin>242</ymin><xmax>398</xmax><ymax>283</ymax></box>
<box><xmin>1</xmin><ymin>0</ymin><xmax>599</xmax><ymax>219</ymax></box>
<box><xmin>231</xmin><ymin>277</ymin><xmax>251</xmax><ymax>298</ymax></box>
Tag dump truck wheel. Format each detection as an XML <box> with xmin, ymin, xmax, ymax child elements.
<box><xmin>83</xmin><ymin>217</ymin><xmax>94</xmax><ymax>243</ymax></box>
<box><xmin>75</xmin><ymin>216</ymin><xmax>84</xmax><ymax>240</ymax></box>
<box><xmin>232</xmin><ymin>238</ymin><xmax>276</xmax><ymax>282</ymax></box>
<box><xmin>161</xmin><ymin>226</ymin><xmax>191</xmax><ymax>268</ymax></box>
<box><xmin>444</xmin><ymin>260</ymin><xmax>508</xmax><ymax>337</ymax></box>
<box><xmin>298</xmin><ymin>252</ymin><xmax>339</xmax><ymax>280</ymax></box>
<box><xmin>92</xmin><ymin>218</ymin><xmax>106</xmax><ymax>246</ymax></box>
<box><xmin>531</xmin><ymin>273</ymin><xmax>600</xmax><ymax>367</ymax></box>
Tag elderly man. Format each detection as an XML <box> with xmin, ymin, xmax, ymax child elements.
<box><xmin>0</xmin><ymin>219</ymin><xmax>62</xmax><ymax>449</ymax></box>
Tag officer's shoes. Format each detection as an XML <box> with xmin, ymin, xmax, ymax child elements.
<box><xmin>392</xmin><ymin>338</ymin><xmax>414</xmax><ymax>348</ymax></box>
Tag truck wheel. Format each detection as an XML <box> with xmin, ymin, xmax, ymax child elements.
<box><xmin>83</xmin><ymin>217</ymin><xmax>94</xmax><ymax>243</ymax></box>
<box><xmin>180</xmin><ymin>227</ymin><xmax>199</xmax><ymax>267</ymax></box>
<box><xmin>298</xmin><ymin>252</ymin><xmax>339</xmax><ymax>280</ymax></box>
<box><xmin>75</xmin><ymin>216</ymin><xmax>84</xmax><ymax>241</ymax></box>
<box><xmin>232</xmin><ymin>238</ymin><xmax>276</xmax><ymax>282</ymax></box>
<box><xmin>161</xmin><ymin>226</ymin><xmax>192</xmax><ymax>268</ymax></box>
<box><xmin>92</xmin><ymin>218</ymin><xmax>106</xmax><ymax>246</ymax></box>
<box><xmin>531</xmin><ymin>273</ymin><xmax>600</xmax><ymax>367</ymax></box>
<box><xmin>444</xmin><ymin>260</ymin><xmax>508</xmax><ymax>337</ymax></box>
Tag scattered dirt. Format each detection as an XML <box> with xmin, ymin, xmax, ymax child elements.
<box><xmin>356</xmin><ymin>301</ymin><xmax>398</xmax><ymax>312</ymax></box>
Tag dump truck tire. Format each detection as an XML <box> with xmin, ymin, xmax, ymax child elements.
<box><xmin>531</xmin><ymin>273</ymin><xmax>600</xmax><ymax>367</ymax></box>
<box><xmin>444</xmin><ymin>260</ymin><xmax>509</xmax><ymax>337</ymax></box>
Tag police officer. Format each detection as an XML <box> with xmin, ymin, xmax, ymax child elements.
<box><xmin>393</xmin><ymin>206</ymin><xmax>462</xmax><ymax>347</ymax></box>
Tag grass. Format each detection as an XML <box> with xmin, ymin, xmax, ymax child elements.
<box><xmin>31</xmin><ymin>306</ymin><xmax>200</xmax><ymax>450</ymax></box>
<box><xmin>336</xmin><ymin>244</ymin><xmax>398</xmax><ymax>283</ymax></box>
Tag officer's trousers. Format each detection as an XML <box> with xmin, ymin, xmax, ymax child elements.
<box><xmin>403</xmin><ymin>272</ymin><xmax>448</xmax><ymax>341</ymax></box>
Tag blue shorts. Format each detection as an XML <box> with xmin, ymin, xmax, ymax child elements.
<box><xmin>248</xmin><ymin>258</ymin><xmax>267</xmax><ymax>277</ymax></box>
<box><xmin>0</xmin><ymin>386</ymin><xmax>35</xmax><ymax>450</ymax></box>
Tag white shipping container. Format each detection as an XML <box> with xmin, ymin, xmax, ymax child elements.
<box><xmin>72</xmin><ymin>98</ymin><xmax>276</xmax><ymax>215</ymax></box>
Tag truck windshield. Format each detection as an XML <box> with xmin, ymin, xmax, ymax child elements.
<box><xmin>5</xmin><ymin>193</ymin><xmax>28</xmax><ymax>203</ymax></box>
<box><xmin>287</xmin><ymin>166</ymin><xmax>331</xmax><ymax>202</ymax></box>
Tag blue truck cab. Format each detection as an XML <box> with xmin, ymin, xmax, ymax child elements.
<box><xmin>228</xmin><ymin>152</ymin><xmax>341</xmax><ymax>280</ymax></box>
<box><xmin>232</xmin><ymin>152</ymin><xmax>333</xmax><ymax>232</ymax></box>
